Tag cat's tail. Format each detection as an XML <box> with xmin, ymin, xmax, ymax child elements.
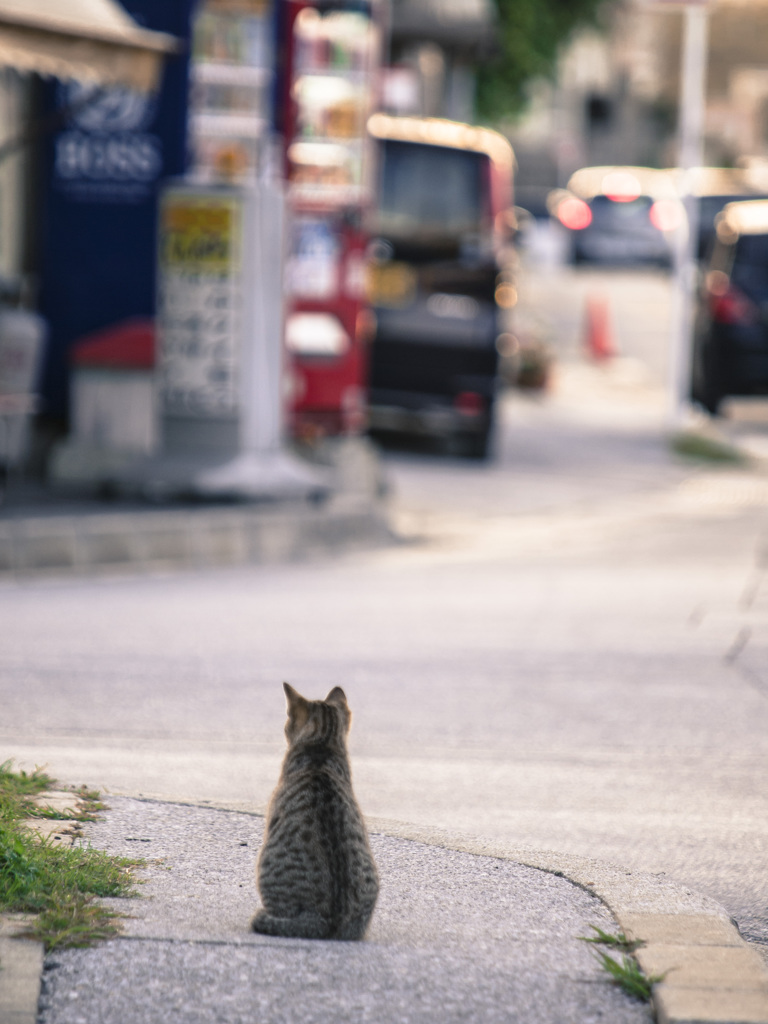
<box><xmin>250</xmin><ymin>908</ymin><xmax>373</xmax><ymax>941</ymax></box>
<box><xmin>334</xmin><ymin>914</ymin><xmax>373</xmax><ymax>941</ymax></box>
<box><xmin>251</xmin><ymin>908</ymin><xmax>332</xmax><ymax>940</ymax></box>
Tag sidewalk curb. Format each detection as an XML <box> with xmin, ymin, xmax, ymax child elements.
<box><xmin>366</xmin><ymin>818</ymin><xmax>768</xmax><ymax>1024</ymax></box>
<box><xmin>0</xmin><ymin>917</ymin><xmax>44</xmax><ymax>1024</ymax></box>
<box><xmin>0</xmin><ymin>499</ymin><xmax>393</xmax><ymax>578</ymax></box>
<box><xmin>0</xmin><ymin>436</ymin><xmax>396</xmax><ymax>578</ymax></box>
<box><xmin>7</xmin><ymin>793</ymin><xmax>765</xmax><ymax>1024</ymax></box>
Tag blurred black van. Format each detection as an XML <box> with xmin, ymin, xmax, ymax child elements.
<box><xmin>691</xmin><ymin>199</ymin><xmax>768</xmax><ymax>413</ymax></box>
<box><xmin>365</xmin><ymin>115</ymin><xmax>515</xmax><ymax>458</ymax></box>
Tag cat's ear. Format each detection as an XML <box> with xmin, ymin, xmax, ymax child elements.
<box><xmin>325</xmin><ymin>686</ymin><xmax>348</xmax><ymax>707</ymax></box>
<box><xmin>283</xmin><ymin>682</ymin><xmax>309</xmax><ymax>725</ymax></box>
<box><xmin>283</xmin><ymin>681</ymin><xmax>300</xmax><ymax>703</ymax></box>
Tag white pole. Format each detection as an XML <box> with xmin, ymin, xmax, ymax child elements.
<box><xmin>668</xmin><ymin>2</ymin><xmax>709</xmax><ymax>428</ymax></box>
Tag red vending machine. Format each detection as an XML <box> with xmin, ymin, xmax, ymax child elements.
<box><xmin>279</xmin><ymin>0</ymin><xmax>381</xmax><ymax>440</ymax></box>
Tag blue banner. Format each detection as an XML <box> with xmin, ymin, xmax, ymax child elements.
<box><xmin>38</xmin><ymin>0</ymin><xmax>196</xmax><ymax>420</ymax></box>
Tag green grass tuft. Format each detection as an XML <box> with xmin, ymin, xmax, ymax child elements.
<box><xmin>670</xmin><ymin>431</ymin><xmax>745</xmax><ymax>464</ymax></box>
<box><xmin>580</xmin><ymin>926</ymin><xmax>664</xmax><ymax>1002</ymax></box>
<box><xmin>0</xmin><ymin>761</ymin><xmax>142</xmax><ymax>950</ymax></box>
<box><xmin>0</xmin><ymin>760</ymin><xmax>56</xmax><ymax>818</ymax></box>
<box><xmin>592</xmin><ymin>950</ymin><xmax>662</xmax><ymax>1001</ymax></box>
<box><xmin>23</xmin><ymin>891</ymin><xmax>125</xmax><ymax>951</ymax></box>
<box><xmin>579</xmin><ymin>924</ymin><xmax>644</xmax><ymax>952</ymax></box>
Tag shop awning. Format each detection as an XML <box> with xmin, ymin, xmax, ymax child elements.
<box><xmin>0</xmin><ymin>0</ymin><xmax>178</xmax><ymax>92</ymax></box>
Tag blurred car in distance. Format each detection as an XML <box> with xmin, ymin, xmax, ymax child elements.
<box><xmin>365</xmin><ymin>115</ymin><xmax>515</xmax><ymax>459</ymax></box>
<box><xmin>697</xmin><ymin>193</ymin><xmax>749</xmax><ymax>259</ymax></box>
<box><xmin>678</xmin><ymin>167</ymin><xmax>768</xmax><ymax>260</ymax></box>
<box><xmin>550</xmin><ymin>167</ymin><xmax>682</xmax><ymax>268</ymax></box>
<box><xmin>691</xmin><ymin>199</ymin><xmax>768</xmax><ymax>414</ymax></box>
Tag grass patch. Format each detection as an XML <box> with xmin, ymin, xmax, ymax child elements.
<box><xmin>24</xmin><ymin>892</ymin><xmax>125</xmax><ymax>951</ymax></box>
<box><xmin>0</xmin><ymin>761</ymin><xmax>142</xmax><ymax>950</ymax></box>
<box><xmin>670</xmin><ymin>430</ymin><xmax>745</xmax><ymax>464</ymax></box>
<box><xmin>28</xmin><ymin>787</ymin><xmax>107</xmax><ymax>823</ymax></box>
<box><xmin>580</xmin><ymin>926</ymin><xmax>664</xmax><ymax>1002</ymax></box>
<box><xmin>0</xmin><ymin>760</ymin><xmax>106</xmax><ymax>824</ymax></box>
<box><xmin>592</xmin><ymin>949</ymin><xmax>662</xmax><ymax>1001</ymax></box>
<box><xmin>0</xmin><ymin>760</ymin><xmax>55</xmax><ymax>814</ymax></box>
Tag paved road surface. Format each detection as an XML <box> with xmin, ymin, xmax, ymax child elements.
<box><xmin>2</xmin><ymin>266</ymin><xmax>767</xmax><ymax>965</ymax></box>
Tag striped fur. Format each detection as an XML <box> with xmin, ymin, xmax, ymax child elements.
<box><xmin>252</xmin><ymin>683</ymin><xmax>379</xmax><ymax>940</ymax></box>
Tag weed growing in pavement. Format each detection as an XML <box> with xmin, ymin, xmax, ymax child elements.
<box><xmin>0</xmin><ymin>761</ymin><xmax>106</xmax><ymax>823</ymax></box>
<box><xmin>27</xmin><ymin>787</ymin><xmax>107</xmax><ymax>823</ymax></box>
<box><xmin>0</xmin><ymin>760</ymin><xmax>142</xmax><ymax>950</ymax></box>
<box><xmin>591</xmin><ymin>949</ymin><xmax>663</xmax><ymax>1002</ymax></box>
<box><xmin>579</xmin><ymin>925</ymin><xmax>665</xmax><ymax>1002</ymax></box>
<box><xmin>579</xmin><ymin>924</ymin><xmax>643</xmax><ymax>952</ymax></box>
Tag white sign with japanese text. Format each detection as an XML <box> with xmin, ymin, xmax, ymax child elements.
<box><xmin>157</xmin><ymin>193</ymin><xmax>242</xmax><ymax>418</ymax></box>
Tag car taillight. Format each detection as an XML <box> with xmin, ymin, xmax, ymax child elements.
<box><xmin>454</xmin><ymin>391</ymin><xmax>484</xmax><ymax>416</ymax></box>
<box><xmin>557</xmin><ymin>197</ymin><xmax>592</xmax><ymax>231</ymax></box>
<box><xmin>708</xmin><ymin>280</ymin><xmax>759</xmax><ymax>326</ymax></box>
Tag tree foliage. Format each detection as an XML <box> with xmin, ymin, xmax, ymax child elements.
<box><xmin>476</xmin><ymin>0</ymin><xmax>607</xmax><ymax>120</ymax></box>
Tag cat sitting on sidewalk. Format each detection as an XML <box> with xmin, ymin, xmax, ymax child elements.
<box><xmin>252</xmin><ymin>683</ymin><xmax>379</xmax><ymax>940</ymax></box>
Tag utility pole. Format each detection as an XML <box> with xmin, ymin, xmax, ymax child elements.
<box><xmin>667</xmin><ymin>1</ymin><xmax>710</xmax><ymax>427</ymax></box>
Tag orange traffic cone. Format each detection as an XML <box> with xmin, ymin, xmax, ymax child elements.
<box><xmin>583</xmin><ymin>294</ymin><xmax>616</xmax><ymax>361</ymax></box>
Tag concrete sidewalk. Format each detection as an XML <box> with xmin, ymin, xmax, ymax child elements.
<box><xmin>2</xmin><ymin>367</ymin><xmax>768</xmax><ymax>580</ymax></box>
<box><xmin>3</xmin><ymin>793</ymin><xmax>768</xmax><ymax>1024</ymax></box>
<box><xmin>0</xmin><ymin>438</ymin><xmax>393</xmax><ymax>577</ymax></box>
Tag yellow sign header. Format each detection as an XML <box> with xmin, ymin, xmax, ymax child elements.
<box><xmin>160</xmin><ymin>196</ymin><xmax>240</xmax><ymax>273</ymax></box>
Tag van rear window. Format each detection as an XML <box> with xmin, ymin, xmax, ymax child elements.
<box><xmin>735</xmin><ymin>233</ymin><xmax>768</xmax><ymax>267</ymax></box>
<box><xmin>589</xmin><ymin>195</ymin><xmax>653</xmax><ymax>226</ymax></box>
<box><xmin>378</xmin><ymin>141</ymin><xmax>487</xmax><ymax>236</ymax></box>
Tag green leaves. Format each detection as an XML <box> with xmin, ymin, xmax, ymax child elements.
<box><xmin>476</xmin><ymin>0</ymin><xmax>605</xmax><ymax>119</ymax></box>
<box><xmin>1</xmin><ymin>826</ymin><xmax>43</xmax><ymax>903</ymax></box>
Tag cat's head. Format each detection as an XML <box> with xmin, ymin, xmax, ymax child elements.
<box><xmin>283</xmin><ymin>682</ymin><xmax>352</xmax><ymax>746</ymax></box>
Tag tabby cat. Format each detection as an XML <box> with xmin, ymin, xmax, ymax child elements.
<box><xmin>251</xmin><ymin>683</ymin><xmax>379</xmax><ymax>940</ymax></box>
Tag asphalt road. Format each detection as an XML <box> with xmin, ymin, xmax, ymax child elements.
<box><xmin>2</xmin><ymin>267</ymin><xmax>767</xmax><ymax>961</ymax></box>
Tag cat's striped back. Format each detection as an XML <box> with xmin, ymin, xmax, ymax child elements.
<box><xmin>252</xmin><ymin>683</ymin><xmax>379</xmax><ymax>940</ymax></box>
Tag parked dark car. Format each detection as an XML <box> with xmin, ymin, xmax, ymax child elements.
<box><xmin>674</xmin><ymin>166</ymin><xmax>768</xmax><ymax>260</ymax></box>
<box><xmin>365</xmin><ymin>115</ymin><xmax>514</xmax><ymax>459</ymax></box>
<box><xmin>556</xmin><ymin>192</ymin><xmax>677</xmax><ymax>267</ymax></box>
<box><xmin>551</xmin><ymin>167</ymin><xmax>681</xmax><ymax>268</ymax></box>
<box><xmin>695</xmin><ymin>192</ymin><xmax>768</xmax><ymax>260</ymax></box>
<box><xmin>691</xmin><ymin>199</ymin><xmax>768</xmax><ymax>413</ymax></box>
